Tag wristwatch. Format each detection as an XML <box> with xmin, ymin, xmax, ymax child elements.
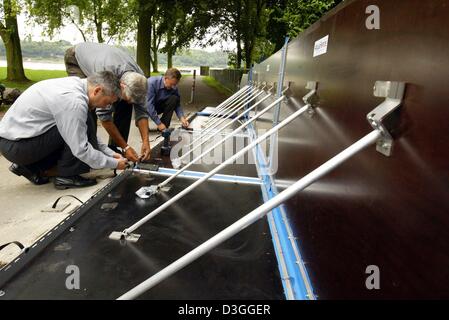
<box><xmin>123</xmin><ymin>145</ymin><xmax>131</xmax><ymax>154</ymax></box>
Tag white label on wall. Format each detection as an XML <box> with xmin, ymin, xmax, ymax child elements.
<box><xmin>313</xmin><ymin>35</ymin><xmax>329</xmax><ymax>57</ymax></box>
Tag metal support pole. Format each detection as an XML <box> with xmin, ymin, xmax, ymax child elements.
<box><xmin>244</xmin><ymin>66</ymin><xmax>254</xmax><ymax>113</ymax></box>
<box><xmin>203</xmin><ymin>86</ymin><xmax>259</xmax><ymax>127</ymax></box>
<box><xmin>206</xmin><ymin>85</ymin><xmax>251</xmax><ymax>120</ymax></box>
<box><xmin>269</xmin><ymin>37</ymin><xmax>290</xmax><ymax>172</ymax></box>
<box><xmin>203</xmin><ymin>85</ymin><xmax>262</xmax><ymax>129</ymax></box>
<box><xmin>188</xmin><ymin>69</ymin><xmax>196</xmax><ymax>104</ymax></box>
<box><xmin>204</xmin><ymin>86</ymin><xmax>255</xmax><ymax>125</ymax></box>
<box><xmin>170</xmin><ymin>95</ymin><xmax>284</xmax><ymax>178</ymax></box>
<box><xmin>117</xmin><ymin>130</ymin><xmax>381</xmax><ymax>300</ymax></box>
<box><xmin>202</xmin><ymin>88</ymin><xmax>264</xmax><ymax>132</ymax></box>
<box><xmin>179</xmin><ymin>128</ymin><xmax>249</xmax><ymax>138</ymax></box>
<box><xmin>174</xmin><ymin>92</ymin><xmax>275</xmax><ymax>166</ymax></box>
<box><xmin>117</xmin><ymin>104</ymin><xmax>309</xmax><ymax>236</ymax></box>
<box><xmin>273</xmin><ymin>37</ymin><xmax>289</xmax><ymax>126</ymax></box>
<box><xmin>187</xmin><ymin>89</ymin><xmax>265</xmax><ymax>148</ymax></box>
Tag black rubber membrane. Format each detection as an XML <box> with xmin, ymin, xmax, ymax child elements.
<box><xmin>0</xmin><ymin>172</ymin><xmax>284</xmax><ymax>300</ymax></box>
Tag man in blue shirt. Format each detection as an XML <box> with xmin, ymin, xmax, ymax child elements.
<box><xmin>147</xmin><ymin>68</ymin><xmax>189</xmax><ymax>131</ymax></box>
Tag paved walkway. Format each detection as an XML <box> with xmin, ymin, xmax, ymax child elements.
<box><xmin>0</xmin><ymin>76</ymin><xmax>230</xmax><ymax>266</ymax></box>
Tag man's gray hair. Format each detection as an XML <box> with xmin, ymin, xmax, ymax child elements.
<box><xmin>121</xmin><ymin>72</ymin><xmax>148</xmax><ymax>106</ymax></box>
<box><xmin>87</xmin><ymin>71</ymin><xmax>121</xmax><ymax>98</ymax></box>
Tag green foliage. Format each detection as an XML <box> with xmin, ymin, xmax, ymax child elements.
<box><xmin>219</xmin><ymin>0</ymin><xmax>342</xmax><ymax>68</ymax></box>
<box><xmin>25</xmin><ymin>0</ymin><xmax>135</xmax><ymax>42</ymax></box>
<box><xmin>6</xmin><ymin>0</ymin><xmax>343</xmax><ymax>75</ymax></box>
<box><xmin>281</xmin><ymin>0</ymin><xmax>341</xmax><ymax>38</ymax></box>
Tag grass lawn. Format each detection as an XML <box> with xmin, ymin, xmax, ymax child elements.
<box><xmin>0</xmin><ymin>68</ymin><xmax>187</xmax><ymax>92</ymax></box>
<box><xmin>0</xmin><ymin>67</ymin><xmax>67</xmax><ymax>92</ymax></box>
<box><xmin>0</xmin><ymin>68</ymin><xmax>216</xmax><ymax>114</ymax></box>
<box><xmin>202</xmin><ymin>76</ymin><xmax>233</xmax><ymax>96</ymax></box>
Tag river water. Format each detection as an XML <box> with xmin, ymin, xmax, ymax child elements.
<box><xmin>0</xmin><ymin>60</ymin><xmax>66</xmax><ymax>71</ymax></box>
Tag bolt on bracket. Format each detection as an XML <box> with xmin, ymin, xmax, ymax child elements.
<box><xmin>367</xmin><ymin>81</ymin><xmax>406</xmax><ymax>156</ymax></box>
<box><xmin>109</xmin><ymin>231</ymin><xmax>141</xmax><ymax>243</ymax></box>
<box><xmin>303</xmin><ymin>81</ymin><xmax>318</xmax><ymax>115</ymax></box>
<box><xmin>135</xmin><ymin>185</ymin><xmax>159</xmax><ymax>199</ymax></box>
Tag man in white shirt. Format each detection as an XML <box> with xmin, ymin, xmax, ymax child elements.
<box><xmin>0</xmin><ymin>71</ymin><xmax>128</xmax><ymax>189</ymax></box>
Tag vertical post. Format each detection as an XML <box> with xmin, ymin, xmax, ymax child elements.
<box><xmin>273</xmin><ymin>37</ymin><xmax>289</xmax><ymax>125</ymax></box>
<box><xmin>244</xmin><ymin>66</ymin><xmax>254</xmax><ymax>116</ymax></box>
<box><xmin>269</xmin><ymin>36</ymin><xmax>289</xmax><ymax>173</ymax></box>
<box><xmin>248</xmin><ymin>65</ymin><xmax>254</xmax><ymax>87</ymax></box>
<box><xmin>189</xmin><ymin>69</ymin><xmax>196</xmax><ymax>104</ymax></box>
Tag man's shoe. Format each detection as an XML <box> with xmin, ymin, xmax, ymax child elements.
<box><xmin>54</xmin><ymin>175</ymin><xmax>97</xmax><ymax>190</ymax></box>
<box><xmin>9</xmin><ymin>163</ymin><xmax>49</xmax><ymax>185</ymax></box>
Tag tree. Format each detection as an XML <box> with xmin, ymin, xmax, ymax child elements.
<box><xmin>212</xmin><ymin>0</ymin><xmax>244</xmax><ymax>68</ymax></box>
<box><xmin>149</xmin><ymin>15</ymin><xmax>162</xmax><ymax>72</ymax></box>
<box><xmin>281</xmin><ymin>0</ymin><xmax>343</xmax><ymax>38</ymax></box>
<box><xmin>241</xmin><ymin>0</ymin><xmax>266</xmax><ymax>69</ymax></box>
<box><xmin>213</xmin><ymin>0</ymin><xmax>268</xmax><ymax>69</ymax></box>
<box><xmin>157</xmin><ymin>0</ymin><xmax>215</xmax><ymax>69</ymax></box>
<box><xmin>0</xmin><ymin>0</ymin><xmax>28</xmax><ymax>81</ymax></box>
<box><xmin>265</xmin><ymin>0</ymin><xmax>288</xmax><ymax>52</ymax></box>
<box><xmin>26</xmin><ymin>0</ymin><xmax>133</xmax><ymax>43</ymax></box>
<box><xmin>135</xmin><ymin>0</ymin><xmax>156</xmax><ymax>76</ymax></box>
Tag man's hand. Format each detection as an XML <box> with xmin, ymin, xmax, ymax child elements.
<box><xmin>140</xmin><ymin>142</ymin><xmax>151</xmax><ymax>161</ymax></box>
<box><xmin>124</xmin><ymin>146</ymin><xmax>139</xmax><ymax>162</ymax></box>
<box><xmin>113</xmin><ymin>153</ymin><xmax>124</xmax><ymax>160</ymax></box>
<box><xmin>116</xmin><ymin>158</ymin><xmax>129</xmax><ymax>170</ymax></box>
<box><xmin>157</xmin><ymin>123</ymin><xmax>167</xmax><ymax>132</ymax></box>
<box><xmin>180</xmin><ymin>117</ymin><xmax>189</xmax><ymax>128</ymax></box>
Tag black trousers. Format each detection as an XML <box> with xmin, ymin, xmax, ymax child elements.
<box><xmin>107</xmin><ymin>99</ymin><xmax>133</xmax><ymax>153</ymax></box>
<box><xmin>156</xmin><ymin>95</ymin><xmax>180</xmax><ymax>128</ymax></box>
<box><xmin>0</xmin><ymin>113</ymin><xmax>99</xmax><ymax>177</ymax></box>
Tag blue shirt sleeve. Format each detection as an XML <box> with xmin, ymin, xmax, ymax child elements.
<box><xmin>146</xmin><ymin>78</ymin><xmax>162</xmax><ymax>125</ymax></box>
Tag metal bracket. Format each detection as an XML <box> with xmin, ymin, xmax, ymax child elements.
<box><xmin>303</xmin><ymin>81</ymin><xmax>318</xmax><ymax>115</ymax></box>
<box><xmin>135</xmin><ymin>185</ymin><xmax>159</xmax><ymax>199</ymax></box>
<box><xmin>281</xmin><ymin>81</ymin><xmax>292</xmax><ymax>96</ymax></box>
<box><xmin>109</xmin><ymin>231</ymin><xmax>141</xmax><ymax>243</ymax></box>
<box><xmin>367</xmin><ymin>81</ymin><xmax>406</xmax><ymax>156</ymax></box>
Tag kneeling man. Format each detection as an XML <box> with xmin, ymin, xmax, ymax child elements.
<box><xmin>0</xmin><ymin>71</ymin><xmax>128</xmax><ymax>189</ymax></box>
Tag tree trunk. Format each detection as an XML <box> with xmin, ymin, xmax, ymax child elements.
<box><xmin>1</xmin><ymin>0</ymin><xmax>28</xmax><ymax>81</ymax></box>
<box><xmin>244</xmin><ymin>42</ymin><xmax>253</xmax><ymax>69</ymax></box>
<box><xmin>151</xmin><ymin>48</ymin><xmax>159</xmax><ymax>73</ymax></box>
<box><xmin>235</xmin><ymin>0</ymin><xmax>242</xmax><ymax>69</ymax></box>
<box><xmin>136</xmin><ymin>0</ymin><xmax>153</xmax><ymax>77</ymax></box>
<box><xmin>166</xmin><ymin>30</ymin><xmax>173</xmax><ymax>69</ymax></box>
<box><xmin>95</xmin><ymin>22</ymin><xmax>104</xmax><ymax>43</ymax></box>
<box><xmin>236</xmin><ymin>37</ymin><xmax>242</xmax><ymax>69</ymax></box>
<box><xmin>93</xmin><ymin>1</ymin><xmax>104</xmax><ymax>43</ymax></box>
<box><xmin>150</xmin><ymin>18</ymin><xmax>159</xmax><ymax>73</ymax></box>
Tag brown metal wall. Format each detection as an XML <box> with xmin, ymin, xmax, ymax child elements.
<box><xmin>251</xmin><ymin>0</ymin><xmax>449</xmax><ymax>298</ymax></box>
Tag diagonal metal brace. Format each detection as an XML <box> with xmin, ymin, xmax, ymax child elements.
<box><xmin>367</xmin><ymin>81</ymin><xmax>406</xmax><ymax>156</ymax></box>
